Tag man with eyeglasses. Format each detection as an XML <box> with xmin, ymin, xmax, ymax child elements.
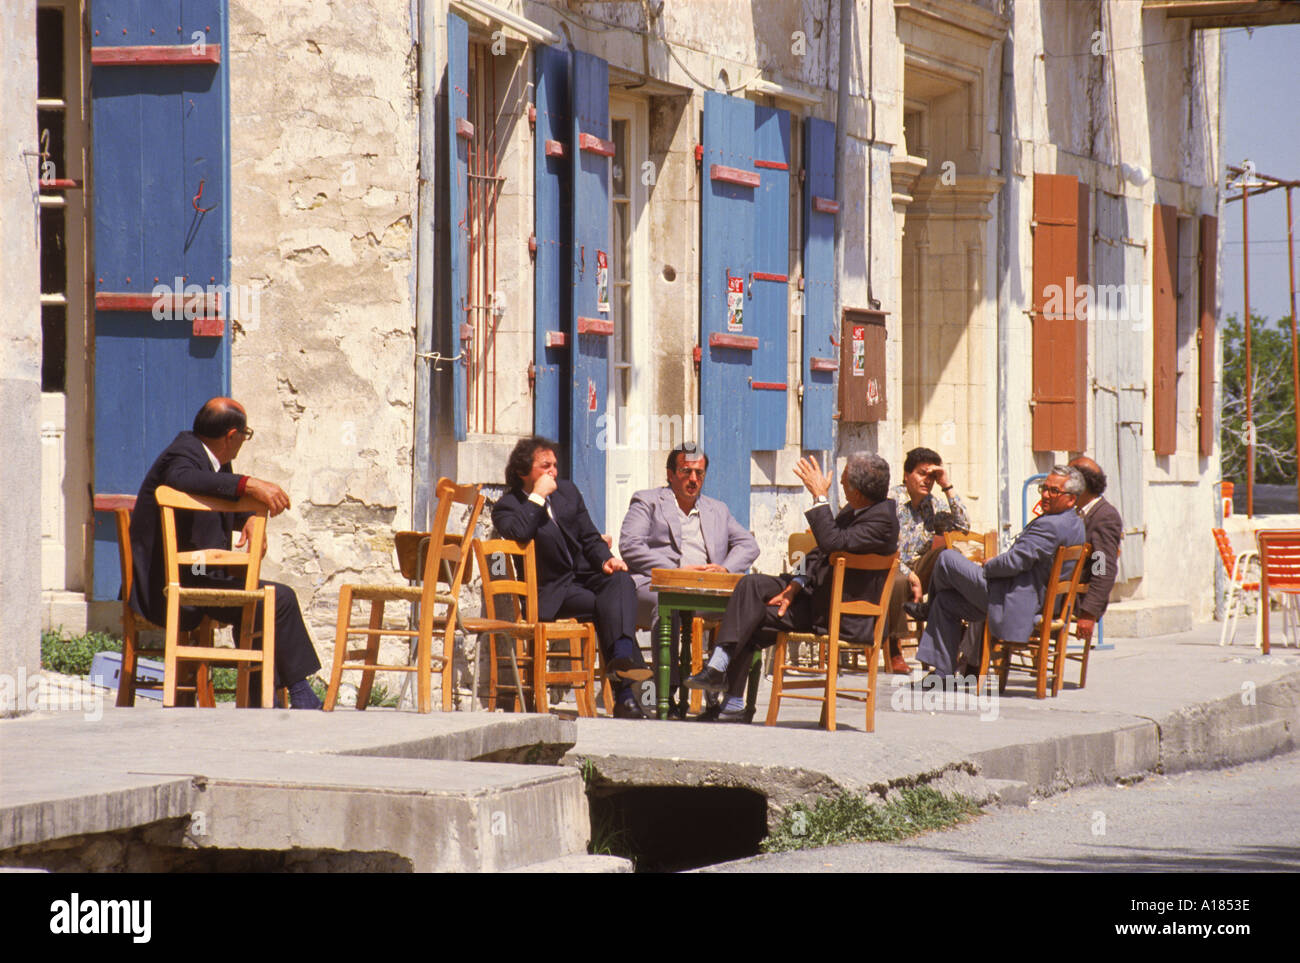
<box><xmin>618</xmin><ymin>444</ymin><xmax>760</xmax><ymax>711</ymax></box>
<box><xmin>128</xmin><ymin>397</ymin><xmax>324</xmax><ymax>708</ymax></box>
<box><xmin>912</xmin><ymin>465</ymin><xmax>1087</xmax><ymax>678</ymax></box>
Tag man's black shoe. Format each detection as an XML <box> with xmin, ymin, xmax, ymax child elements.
<box><xmin>716</xmin><ymin>705</ymin><xmax>749</xmax><ymax>723</ymax></box>
<box><xmin>288</xmin><ymin>679</ymin><xmax>323</xmax><ymax>710</ymax></box>
<box><xmin>684</xmin><ymin>666</ymin><xmax>727</xmax><ymax>693</ymax></box>
<box><xmin>613</xmin><ymin>699</ymin><xmax>649</xmax><ymax>720</ymax></box>
<box><xmin>903</xmin><ymin>600</ymin><xmax>930</xmax><ymax>623</ymax></box>
<box><xmin>607</xmin><ymin>655</ymin><xmax>653</xmax><ymax>683</ymax></box>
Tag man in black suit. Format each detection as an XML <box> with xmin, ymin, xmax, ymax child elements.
<box><xmin>491</xmin><ymin>437</ymin><xmax>652</xmax><ymax>719</ymax></box>
<box><xmin>685</xmin><ymin>452</ymin><xmax>900</xmax><ymax>722</ymax></box>
<box><xmin>1068</xmin><ymin>456</ymin><xmax>1124</xmax><ymax>641</ymax></box>
<box><xmin>129</xmin><ymin>398</ymin><xmax>323</xmax><ymax>708</ymax></box>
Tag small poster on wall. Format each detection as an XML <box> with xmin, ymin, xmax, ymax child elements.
<box><xmin>727</xmin><ymin>276</ymin><xmax>744</xmax><ymax>332</ymax></box>
<box><xmin>596</xmin><ymin>251</ymin><xmax>610</xmax><ymax>314</ymax></box>
<box><xmin>852</xmin><ymin>325</ymin><xmax>866</xmax><ymax>376</ymax></box>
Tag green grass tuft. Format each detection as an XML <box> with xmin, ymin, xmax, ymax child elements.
<box><xmin>761</xmin><ymin>786</ymin><xmax>982</xmax><ymax>853</ymax></box>
<box><xmin>40</xmin><ymin>628</ymin><xmax>123</xmax><ymax>677</ymax></box>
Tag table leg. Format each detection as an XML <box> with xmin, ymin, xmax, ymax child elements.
<box><xmin>656</xmin><ymin>604</ymin><xmax>673</xmax><ymax>720</ymax></box>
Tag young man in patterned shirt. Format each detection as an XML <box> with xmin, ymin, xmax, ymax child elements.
<box><xmin>884</xmin><ymin>447</ymin><xmax>970</xmax><ymax>673</ymax></box>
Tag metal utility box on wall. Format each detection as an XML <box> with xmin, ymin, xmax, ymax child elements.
<box><xmin>837</xmin><ymin>308</ymin><xmax>887</xmax><ymax>422</ymax></box>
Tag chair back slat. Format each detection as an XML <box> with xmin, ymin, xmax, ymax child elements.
<box><xmin>825</xmin><ymin>552</ymin><xmax>899</xmax><ymax>644</ymax></box>
<box><xmin>473</xmin><ymin>538</ymin><xmax>538</xmax><ymax>623</ymax></box>
<box><xmin>1039</xmin><ymin>543</ymin><xmax>1090</xmax><ymax>640</ymax></box>
<box><xmin>786</xmin><ymin>531</ymin><xmax>817</xmax><ymax>573</ymax></box>
<box><xmin>155</xmin><ymin>485</ymin><xmax>268</xmax><ymax>591</ymax></box>
<box><xmin>1257</xmin><ymin>530</ymin><xmax>1300</xmax><ymax>588</ymax></box>
<box><xmin>945</xmin><ymin>529</ymin><xmax>998</xmax><ymax>564</ymax></box>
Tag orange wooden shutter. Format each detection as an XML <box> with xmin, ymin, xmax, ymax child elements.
<box><xmin>1198</xmin><ymin>214</ymin><xmax>1218</xmax><ymax>457</ymax></box>
<box><xmin>1152</xmin><ymin>203</ymin><xmax>1179</xmax><ymax>455</ymax></box>
<box><xmin>1031</xmin><ymin>173</ymin><xmax>1085</xmax><ymax>452</ymax></box>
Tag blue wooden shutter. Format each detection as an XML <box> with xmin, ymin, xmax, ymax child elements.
<box><xmin>533</xmin><ymin>44</ymin><xmax>571</xmax><ymax>442</ymax></box>
<box><xmin>446</xmin><ymin>12</ymin><xmax>469</xmax><ymax>441</ymax></box>
<box><xmin>802</xmin><ymin>117</ymin><xmax>836</xmax><ymax>451</ymax></box>
<box><xmin>569</xmin><ymin>50</ymin><xmax>611</xmax><ymax>530</ymax></box>
<box><xmin>751</xmin><ymin>105</ymin><xmax>791</xmax><ymax>451</ymax></box>
<box><xmin>90</xmin><ymin>0</ymin><xmax>230</xmax><ymax>600</ymax></box>
<box><xmin>700</xmin><ymin>92</ymin><xmax>758</xmax><ymax>527</ymax></box>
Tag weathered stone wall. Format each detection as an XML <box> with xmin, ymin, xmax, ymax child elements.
<box><xmin>0</xmin><ymin>2</ymin><xmax>43</xmax><ymax>692</ymax></box>
<box><xmin>227</xmin><ymin>1</ymin><xmax>420</xmax><ymax>654</ymax></box>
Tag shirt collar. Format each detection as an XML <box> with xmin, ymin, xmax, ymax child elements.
<box><xmin>200</xmin><ymin>440</ymin><xmax>222</xmax><ymax>472</ymax></box>
<box><xmin>1078</xmin><ymin>497</ymin><xmax>1098</xmax><ymax>518</ymax></box>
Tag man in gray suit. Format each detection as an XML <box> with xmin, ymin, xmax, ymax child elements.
<box><xmin>619</xmin><ymin>444</ymin><xmax>759</xmax><ymax>697</ymax></box>
<box><xmin>914</xmin><ymin>465</ymin><xmax>1087</xmax><ymax>677</ymax></box>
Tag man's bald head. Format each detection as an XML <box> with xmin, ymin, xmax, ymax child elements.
<box><xmin>193</xmin><ymin>397</ymin><xmax>247</xmax><ymax>440</ymax></box>
<box><xmin>1068</xmin><ymin>456</ymin><xmax>1106</xmax><ymax>503</ymax></box>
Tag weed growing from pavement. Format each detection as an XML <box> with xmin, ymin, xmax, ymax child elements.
<box><xmin>760</xmin><ymin>787</ymin><xmax>982</xmax><ymax>853</ymax></box>
<box><xmin>40</xmin><ymin>628</ymin><xmax>122</xmax><ymax>676</ymax></box>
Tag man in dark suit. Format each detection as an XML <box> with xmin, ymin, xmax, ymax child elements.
<box><xmin>491</xmin><ymin>436</ymin><xmax>652</xmax><ymax>719</ymax></box>
<box><xmin>913</xmin><ymin>465</ymin><xmax>1087</xmax><ymax>677</ymax></box>
<box><xmin>685</xmin><ymin>452</ymin><xmax>900</xmax><ymax>723</ymax></box>
<box><xmin>1068</xmin><ymin>456</ymin><xmax>1124</xmax><ymax>641</ymax></box>
<box><xmin>129</xmin><ymin>398</ymin><xmax>323</xmax><ymax>707</ymax></box>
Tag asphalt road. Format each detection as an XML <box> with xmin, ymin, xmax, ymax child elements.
<box><xmin>700</xmin><ymin>750</ymin><xmax>1300</xmax><ymax>873</ymax></box>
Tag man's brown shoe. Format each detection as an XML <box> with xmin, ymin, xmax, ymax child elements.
<box><xmin>886</xmin><ymin>638</ymin><xmax>910</xmax><ymax>675</ymax></box>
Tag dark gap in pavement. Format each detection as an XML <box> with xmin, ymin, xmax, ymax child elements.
<box><xmin>588</xmin><ymin>786</ymin><xmax>767</xmax><ymax>873</ymax></box>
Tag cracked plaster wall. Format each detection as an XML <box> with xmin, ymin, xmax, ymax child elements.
<box><xmin>227</xmin><ymin>1</ymin><xmax>419</xmax><ymax>650</ymax></box>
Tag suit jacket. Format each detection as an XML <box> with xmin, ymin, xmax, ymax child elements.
<box><xmin>984</xmin><ymin>508</ymin><xmax>1087</xmax><ymax>643</ymax></box>
<box><xmin>617</xmin><ymin>487</ymin><xmax>759</xmax><ymax>589</ymax></box>
<box><xmin>491</xmin><ymin>480</ymin><xmax>613</xmax><ymax>622</ymax></box>
<box><xmin>797</xmin><ymin>499</ymin><xmax>900</xmax><ymax>642</ymax></box>
<box><xmin>1076</xmin><ymin>496</ymin><xmax>1123</xmax><ymax>620</ymax></box>
<box><xmin>128</xmin><ymin>431</ymin><xmax>249</xmax><ymax>627</ymax></box>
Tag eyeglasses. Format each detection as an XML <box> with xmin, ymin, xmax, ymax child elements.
<box><xmin>240</xmin><ymin>426</ymin><xmax>254</xmax><ymax>440</ymax></box>
<box><xmin>1037</xmin><ymin>483</ymin><xmax>1065</xmax><ymax>497</ymax></box>
<box><xmin>676</xmin><ymin>467</ymin><xmax>705</xmax><ymax>478</ymax></box>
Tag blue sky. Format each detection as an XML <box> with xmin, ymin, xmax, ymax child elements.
<box><xmin>1220</xmin><ymin>24</ymin><xmax>1300</xmax><ymax>326</ymax></box>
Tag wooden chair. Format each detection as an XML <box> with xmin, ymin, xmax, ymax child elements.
<box><xmin>765</xmin><ymin>552</ymin><xmax>899</xmax><ymax>732</ymax></box>
<box><xmin>1213</xmin><ymin>528</ymin><xmax>1262</xmax><ymax>648</ymax></box>
<box><xmin>97</xmin><ymin>494</ymin><xmax>216</xmax><ymax>707</ymax></box>
<box><xmin>467</xmin><ymin>538</ymin><xmax>599</xmax><ymax>717</ymax></box>
<box><xmin>155</xmin><ymin>485</ymin><xmax>277</xmax><ymax>708</ymax></box>
<box><xmin>978</xmin><ymin>543</ymin><xmax>1090</xmax><ymax>699</ymax></box>
<box><xmin>1256</xmin><ymin>530</ymin><xmax>1300</xmax><ymax>654</ymax></box>
<box><xmin>325</xmin><ymin>478</ymin><xmax>484</xmax><ymax>713</ymax></box>
<box><xmin>945</xmin><ymin>529</ymin><xmax>998</xmax><ymax>563</ymax></box>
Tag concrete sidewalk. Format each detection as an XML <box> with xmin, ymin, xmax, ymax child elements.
<box><xmin>1</xmin><ymin>621</ymin><xmax>1296</xmax><ymax>871</ymax></box>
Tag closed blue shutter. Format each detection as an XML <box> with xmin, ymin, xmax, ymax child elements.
<box><xmin>700</xmin><ymin>92</ymin><xmax>758</xmax><ymax>528</ymax></box>
<box><xmin>802</xmin><ymin>117</ymin><xmax>836</xmax><ymax>451</ymax></box>
<box><xmin>90</xmin><ymin>0</ymin><xmax>230</xmax><ymax>600</ymax></box>
<box><xmin>751</xmin><ymin>105</ymin><xmax>791</xmax><ymax>451</ymax></box>
<box><xmin>533</xmin><ymin>44</ymin><xmax>570</xmax><ymax>442</ymax></box>
<box><xmin>568</xmin><ymin>50</ymin><xmax>611</xmax><ymax>530</ymax></box>
<box><xmin>446</xmin><ymin>12</ymin><xmax>469</xmax><ymax>441</ymax></box>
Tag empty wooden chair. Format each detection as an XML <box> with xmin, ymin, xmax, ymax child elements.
<box><xmin>155</xmin><ymin>485</ymin><xmax>277</xmax><ymax>708</ymax></box>
<box><xmin>1256</xmin><ymin>529</ymin><xmax>1300</xmax><ymax>654</ymax></box>
<box><xmin>765</xmin><ymin>552</ymin><xmax>899</xmax><ymax>733</ymax></box>
<box><xmin>97</xmin><ymin>493</ymin><xmax>215</xmax><ymax>707</ymax></box>
<box><xmin>978</xmin><ymin>543</ymin><xmax>1090</xmax><ymax>699</ymax></box>
<box><xmin>467</xmin><ymin>538</ymin><xmax>599</xmax><ymax>717</ymax></box>
<box><xmin>325</xmin><ymin>478</ymin><xmax>484</xmax><ymax>713</ymax></box>
<box><xmin>1213</xmin><ymin>528</ymin><xmax>1261</xmax><ymax>648</ymax></box>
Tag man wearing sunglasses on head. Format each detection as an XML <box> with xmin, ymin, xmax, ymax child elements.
<box><xmin>912</xmin><ymin>465</ymin><xmax>1086</xmax><ymax>678</ymax></box>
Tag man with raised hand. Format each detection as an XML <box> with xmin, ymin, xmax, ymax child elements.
<box><xmin>685</xmin><ymin>452</ymin><xmax>899</xmax><ymax>723</ymax></box>
<box><xmin>912</xmin><ymin>465</ymin><xmax>1087</xmax><ymax>678</ymax></box>
<box><xmin>129</xmin><ymin>398</ymin><xmax>323</xmax><ymax>708</ymax></box>
<box><xmin>492</xmin><ymin>436</ymin><xmax>652</xmax><ymax>719</ymax></box>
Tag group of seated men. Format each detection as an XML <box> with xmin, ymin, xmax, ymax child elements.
<box><xmin>128</xmin><ymin>397</ymin><xmax>1121</xmax><ymax>720</ymax></box>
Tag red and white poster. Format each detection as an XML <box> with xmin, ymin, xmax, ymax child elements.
<box><xmin>596</xmin><ymin>251</ymin><xmax>610</xmax><ymax>314</ymax></box>
<box><xmin>852</xmin><ymin>325</ymin><xmax>866</xmax><ymax>376</ymax></box>
<box><xmin>726</xmin><ymin>276</ymin><xmax>744</xmax><ymax>332</ymax></box>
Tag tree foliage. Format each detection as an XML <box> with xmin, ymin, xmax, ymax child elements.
<box><xmin>1221</xmin><ymin>313</ymin><xmax>1298</xmax><ymax>485</ymax></box>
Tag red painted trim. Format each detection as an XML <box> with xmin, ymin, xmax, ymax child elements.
<box><xmin>692</xmin><ymin>345</ymin><xmax>702</xmax><ymax>364</ymax></box>
<box><xmin>751</xmin><ymin>381</ymin><xmax>787</xmax><ymax>391</ymax></box>
<box><xmin>527</xmin><ymin>104</ymin><xmax>537</xmax><ymax>125</ymax></box>
<box><xmin>810</xmin><ymin>356</ymin><xmax>838</xmax><ymax>371</ymax></box>
<box><xmin>91</xmin><ymin>44</ymin><xmax>221</xmax><ymax>66</ymax></box>
<box><xmin>694</xmin><ymin>144</ymin><xmax>704</xmax><ymax>163</ymax></box>
<box><xmin>710</xmin><ymin>164</ymin><xmax>760</xmax><ymax>188</ymax></box>
<box><xmin>812</xmin><ymin>196</ymin><xmax>839</xmax><ymax>214</ymax></box>
<box><xmin>544</xmin><ymin>139</ymin><xmax>565</xmax><ymax>157</ymax></box>
<box><xmin>708</xmin><ymin>332</ymin><xmax>759</xmax><ymax>351</ymax></box>
<box><xmin>579</xmin><ymin>132</ymin><xmax>616</xmax><ymax>157</ymax></box>
<box><xmin>754</xmin><ymin>159</ymin><xmax>789</xmax><ymax>170</ymax></box>
<box><xmin>39</xmin><ymin>178</ymin><xmax>81</xmax><ymax>190</ymax></box>
<box><xmin>95</xmin><ymin>291</ymin><xmax>222</xmax><ymax>318</ymax></box>
<box><xmin>456</xmin><ymin>117</ymin><xmax>474</xmax><ymax>139</ymax></box>
<box><xmin>192</xmin><ymin>317</ymin><xmax>224</xmax><ymax>337</ymax></box>
<box><xmin>577</xmin><ymin>317</ymin><xmax>614</xmax><ymax>336</ymax></box>
<box><xmin>545</xmin><ymin>330</ymin><xmax>567</xmax><ymax>348</ymax></box>
<box><xmin>93</xmin><ymin>494</ymin><xmax>136</xmax><ymax>512</ymax></box>
<box><xmin>751</xmin><ymin>271</ymin><xmax>788</xmax><ymax>283</ymax></box>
